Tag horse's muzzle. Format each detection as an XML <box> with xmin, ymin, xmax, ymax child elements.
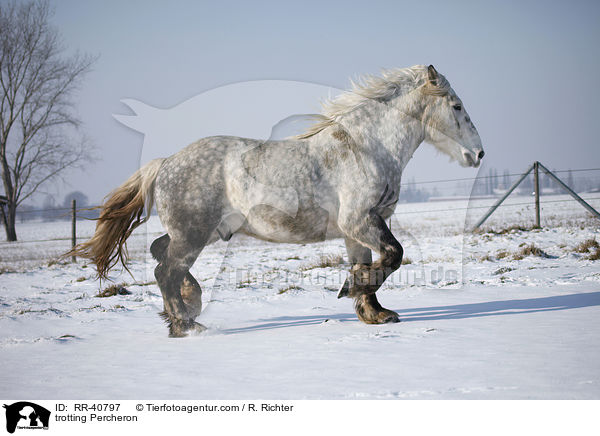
<box><xmin>463</xmin><ymin>149</ymin><xmax>484</xmax><ymax>167</ymax></box>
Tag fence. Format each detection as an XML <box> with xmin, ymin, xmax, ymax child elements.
<box><xmin>1</xmin><ymin>165</ymin><xmax>600</xmax><ymax>265</ymax></box>
<box><xmin>472</xmin><ymin>162</ymin><xmax>600</xmax><ymax>230</ymax></box>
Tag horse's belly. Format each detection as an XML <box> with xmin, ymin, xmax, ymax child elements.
<box><xmin>240</xmin><ymin>204</ymin><xmax>341</xmax><ymax>243</ymax></box>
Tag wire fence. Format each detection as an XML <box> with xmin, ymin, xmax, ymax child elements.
<box><xmin>394</xmin><ymin>196</ymin><xmax>600</xmax><ymax>217</ymax></box>
<box><xmin>401</xmin><ymin>167</ymin><xmax>600</xmax><ymax>186</ymax></box>
<box><xmin>1</xmin><ymin>165</ymin><xmax>599</xmax><ymax>250</ymax></box>
<box><xmin>10</xmin><ymin>195</ymin><xmax>600</xmax><ymax>219</ymax></box>
<box><xmin>7</xmin><ymin>166</ymin><xmax>600</xmax><ymax>214</ymax></box>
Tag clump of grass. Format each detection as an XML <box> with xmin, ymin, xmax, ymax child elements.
<box><xmin>401</xmin><ymin>257</ymin><xmax>413</xmax><ymax>265</ymax></box>
<box><xmin>512</xmin><ymin>244</ymin><xmax>549</xmax><ymax>260</ymax></box>
<box><xmin>496</xmin><ymin>250</ymin><xmax>510</xmax><ymax>259</ymax></box>
<box><xmin>79</xmin><ymin>304</ymin><xmax>104</xmax><ymax>312</ymax></box>
<box><xmin>278</xmin><ymin>285</ymin><xmax>303</xmax><ymax>294</ymax></box>
<box><xmin>424</xmin><ymin>255</ymin><xmax>456</xmax><ymax>263</ymax></box>
<box><xmin>479</xmin><ymin>254</ymin><xmax>494</xmax><ymax>262</ymax></box>
<box><xmin>237</xmin><ymin>273</ymin><xmax>258</xmax><ymax>287</ymax></box>
<box><xmin>574</xmin><ymin>238</ymin><xmax>600</xmax><ymax>260</ymax></box>
<box><xmin>0</xmin><ymin>266</ymin><xmax>16</xmax><ymax>274</ymax></box>
<box><xmin>75</xmin><ymin>276</ymin><xmax>86</xmax><ymax>282</ymax></box>
<box><xmin>95</xmin><ymin>283</ymin><xmax>132</xmax><ymax>298</ymax></box>
<box><xmin>17</xmin><ymin>307</ymin><xmax>63</xmax><ymax>316</ymax></box>
<box><xmin>47</xmin><ymin>258</ymin><xmax>69</xmax><ymax>267</ymax></box>
<box><xmin>477</xmin><ymin>225</ymin><xmax>533</xmax><ymax>235</ymax></box>
<box><xmin>301</xmin><ymin>254</ymin><xmax>345</xmax><ymax>271</ymax></box>
<box><xmin>493</xmin><ymin>266</ymin><xmax>514</xmax><ymax>275</ymax></box>
<box><xmin>574</xmin><ymin>238</ymin><xmax>598</xmax><ymax>253</ymax></box>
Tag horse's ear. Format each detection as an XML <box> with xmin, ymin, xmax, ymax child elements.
<box><xmin>427</xmin><ymin>65</ymin><xmax>439</xmax><ymax>86</ymax></box>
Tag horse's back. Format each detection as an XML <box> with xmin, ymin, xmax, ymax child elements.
<box><xmin>154</xmin><ymin>136</ymin><xmax>244</xmax><ymax>238</ymax></box>
<box><xmin>154</xmin><ymin>135</ymin><xmax>341</xmax><ymax>243</ymax></box>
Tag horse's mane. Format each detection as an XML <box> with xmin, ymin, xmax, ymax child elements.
<box><xmin>296</xmin><ymin>65</ymin><xmax>450</xmax><ymax>139</ymax></box>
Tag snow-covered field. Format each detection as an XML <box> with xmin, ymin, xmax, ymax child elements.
<box><xmin>1</xmin><ymin>194</ymin><xmax>599</xmax><ymax>399</ymax></box>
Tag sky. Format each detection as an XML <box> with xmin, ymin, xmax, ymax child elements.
<box><xmin>39</xmin><ymin>0</ymin><xmax>600</xmax><ymax>205</ymax></box>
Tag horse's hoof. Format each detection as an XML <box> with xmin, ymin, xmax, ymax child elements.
<box><xmin>381</xmin><ymin>312</ymin><xmax>400</xmax><ymax>323</ymax></box>
<box><xmin>168</xmin><ymin>319</ymin><xmax>207</xmax><ymax>338</ymax></box>
<box><xmin>375</xmin><ymin>309</ymin><xmax>400</xmax><ymax>324</ymax></box>
<box><xmin>188</xmin><ymin>321</ymin><xmax>207</xmax><ymax>335</ymax></box>
<box><xmin>358</xmin><ymin>309</ymin><xmax>400</xmax><ymax>324</ymax></box>
<box><xmin>168</xmin><ymin>328</ymin><xmax>187</xmax><ymax>338</ymax></box>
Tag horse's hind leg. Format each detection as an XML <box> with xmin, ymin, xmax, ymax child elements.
<box><xmin>153</xmin><ymin>236</ymin><xmax>206</xmax><ymax>337</ymax></box>
<box><xmin>151</xmin><ymin>234</ymin><xmax>203</xmax><ymax>320</ymax></box>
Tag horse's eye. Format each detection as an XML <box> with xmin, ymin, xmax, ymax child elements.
<box><xmin>453</xmin><ymin>104</ymin><xmax>462</xmax><ymax>111</ymax></box>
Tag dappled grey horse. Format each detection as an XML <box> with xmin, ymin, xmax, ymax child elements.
<box><xmin>71</xmin><ymin>65</ymin><xmax>483</xmax><ymax>337</ymax></box>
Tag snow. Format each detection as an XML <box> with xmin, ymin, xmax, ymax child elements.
<box><xmin>1</xmin><ymin>195</ymin><xmax>599</xmax><ymax>399</ymax></box>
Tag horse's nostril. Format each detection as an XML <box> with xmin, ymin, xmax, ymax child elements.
<box><xmin>478</xmin><ymin>150</ymin><xmax>485</xmax><ymax>160</ymax></box>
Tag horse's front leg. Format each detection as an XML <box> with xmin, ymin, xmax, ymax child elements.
<box><xmin>339</xmin><ymin>213</ymin><xmax>403</xmax><ymax>324</ymax></box>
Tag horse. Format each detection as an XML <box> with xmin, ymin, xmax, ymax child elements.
<box><xmin>70</xmin><ymin>65</ymin><xmax>484</xmax><ymax>337</ymax></box>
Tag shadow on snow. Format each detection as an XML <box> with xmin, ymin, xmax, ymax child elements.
<box><xmin>221</xmin><ymin>291</ymin><xmax>600</xmax><ymax>335</ymax></box>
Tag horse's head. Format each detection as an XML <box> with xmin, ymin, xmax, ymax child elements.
<box><xmin>420</xmin><ymin>65</ymin><xmax>484</xmax><ymax>168</ymax></box>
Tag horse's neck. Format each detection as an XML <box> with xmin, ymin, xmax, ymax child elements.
<box><xmin>335</xmin><ymin>98</ymin><xmax>425</xmax><ymax>173</ymax></box>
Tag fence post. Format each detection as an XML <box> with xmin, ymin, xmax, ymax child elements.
<box><xmin>538</xmin><ymin>162</ymin><xmax>600</xmax><ymax>220</ymax></box>
<box><xmin>534</xmin><ymin>161</ymin><xmax>540</xmax><ymax>228</ymax></box>
<box><xmin>71</xmin><ymin>199</ymin><xmax>76</xmax><ymax>263</ymax></box>
<box><xmin>472</xmin><ymin>163</ymin><xmax>534</xmax><ymax>231</ymax></box>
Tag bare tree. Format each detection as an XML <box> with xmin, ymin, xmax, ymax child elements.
<box><xmin>0</xmin><ymin>0</ymin><xmax>95</xmax><ymax>241</ymax></box>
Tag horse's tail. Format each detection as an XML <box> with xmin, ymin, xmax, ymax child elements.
<box><xmin>67</xmin><ymin>158</ymin><xmax>165</xmax><ymax>279</ymax></box>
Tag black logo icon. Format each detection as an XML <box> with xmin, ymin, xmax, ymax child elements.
<box><xmin>3</xmin><ymin>402</ymin><xmax>50</xmax><ymax>434</ymax></box>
